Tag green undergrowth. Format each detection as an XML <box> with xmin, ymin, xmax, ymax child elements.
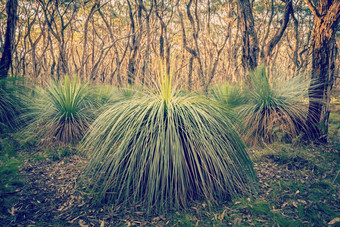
<box><xmin>0</xmin><ymin>134</ymin><xmax>23</xmax><ymax>218</ymax></box>
<box><xmin>329</xmin><ymin>112</ymin><xmax>340</xmax><ymax>148</ymax></box>
<box><xmin>150</xmin><ymin>143</ymin><xmax>339</xmax><ymax>226</ymax></box>
<box><xmin>44</xmin><ymin>146</ymin><xmax>77</xmax><ymax>161</ymax></box>
<box><xmin>1</xmin><ymin>122</ymin><xmax>339</xmax><ymax>226</ymax></box>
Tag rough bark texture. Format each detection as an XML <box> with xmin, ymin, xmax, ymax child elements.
<box><xmin>0</xmin><ymin>0</ymin><xmax>18</xmax><ymax>78</ymax></box>
<box><xmin>237</xmin><ymin>0</ymin><xmax>259</xmax><ymax>72</ymax></box>
<box><xmin>127</xmin><ymin>0</ymin><xmax>143</xmax><ymax>85</ymax></box>
<box><xmin>305</xmin><ymin>0</ymin><xmax>340</xmax><ymax>142</ymax></box>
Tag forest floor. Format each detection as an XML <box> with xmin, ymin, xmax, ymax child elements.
<box><xmin>0</xmin><ymin>113</ymin><xmax>339</xmax><ymax>226</ymax></box>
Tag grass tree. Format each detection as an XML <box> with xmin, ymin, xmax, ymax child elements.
<box><xmin>210</xmin><ymin>82</ymin><xmax>246</xmax><ymax>109</ymax></box>
<box><xmin>25</xmin><ymin>76</ymin><xmax>97</xmax><ymax>144</ymax></box>
<box><xmin>0</xmin><ymin>79</ymin><xmax>26</xmax><ymax>132</ymax></box>
<box><xmin>239</xmin><ymin>66</ymin><xmax>311</xmax><ymax>146</ymax></box>
<box><xmin>81</xmin><ymin>65</ymin><xmax>257</xmax><ymax>212</ymax></box>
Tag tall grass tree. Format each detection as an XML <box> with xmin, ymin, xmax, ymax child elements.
<box><xmin>81</xmin><ymin>65</ymin><xmax>257</xmax><ymax>212</ymax></box>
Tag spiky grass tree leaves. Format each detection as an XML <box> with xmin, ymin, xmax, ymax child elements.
<box><xmin>26</xmin><ymin>76</ymin><xmax>97</xmax><ymax>144</ymax></box>
<box><xmin>210</xmin><ymin>82</ymin><xmax>246</xmax><ymax>108</ymax></box>
<box><xmin>239</xmin><ymin>67</ymin><xmax>310</xmax><ymax>146</ymax></box>
<box><xmin>0</xmin><ymin>79</ymin><xmax>27</xmax><ymax>132</ymax></box>
<box><xmin>82</xmin><ymin>73</ymin><xmax>257</xmax><ymax>212</ymax></box>
<box><xmin>0</xmin><ymin>86</ymin><xmax>18</xmax><ymax>131</ymax></box>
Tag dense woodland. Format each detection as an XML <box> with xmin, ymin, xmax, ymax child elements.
<box><xmin>0</xmin><ymin>0</ymin><xmax>339</xmax><ymax>226</ymax></box>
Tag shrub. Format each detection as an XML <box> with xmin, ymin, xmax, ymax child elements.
<box><xmin>25</xmin><ymin>76</ymin><xmax>97</xmax><ymax>144</ymax></box>
<box><xmin>82</xmin><ymin>67</ymin><xmax>257</xmax><ymax>212</ymax></box>
<box><xmin>239</xmin><ymin>66</ymin><xmax>310</xmax><ymax>146</ymax></box>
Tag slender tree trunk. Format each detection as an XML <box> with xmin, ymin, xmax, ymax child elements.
<box><xmin>262</xmin><ymin>0</ymin><xmax>293</xmax><ymax>64</ymax></box>
<box><xmin>0</xmin><ymin>0</ymin><xmax>18</xmax><ymax>78</ymax></box>
<box><xmin>127</xmin><ymin>0</ymin><xmax>143</xmax><ymax>85</ymax></box>
<box><xmin>188</xmin><ymin>56</ymin><xmax>193</xmax><ymax>91</ymax></box>
<box><xmin>237</xmin><ymin>0</ymin><xmax>259</xmax><ymax>72</ymax></box>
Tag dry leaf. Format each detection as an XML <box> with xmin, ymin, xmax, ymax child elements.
<box><xmin>282</xmin><ymin>202</ymin><xmax>289</xmax><ymax>208</ymax></box>
<box><xmin>292</xmin><ymin>201</ymin><xmax>298</xmax><ymax>208</ymax></box>
<box><xmin>219</xmin><ymin>210</ymin><xmax>226</xmax><ymax>221</ymax></box>
<box><xmin>328</xmin><ymin>217</ymin><xmax>340</xmax><ymax>225</ymax></box>
<box><xmin>79</xmin><ymin>219</ymin><xmax>88</xmax><ymax>227</ymax></box>
<box><xmin>298</xmin><ymin>199</ymin><xmax>307</xmax><ymax>205</ymax></box>
<box><xmin>233</xmin><ymin>217</ymin><xmax>242</xmax><ymax>224</ymax></box>
<box><xmin>100</xmin><ymin>220</ymin><xmax>105</xmax><ymax>227</ymax></box>
<box><xmin>9</xmin><ymin>206</ymin><xmax>15</xmax><ymax>216</ymax></box>
<box><xmin>153</xmin><ymin>217</ymin><xmax>160</xmax><ymax>222</ymax></box>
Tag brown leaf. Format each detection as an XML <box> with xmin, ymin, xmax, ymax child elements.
<box><xmin>298</xmin><ymin>199</ymin><xmax>307</xmax><ymax>205</ymax></box>
<box><xmin>9</xmin><ymin>206</ymin><xmax>15</xmax><ymax>216</ymax></box>
<box><xmin>153</xmin><ymin>217</ymin><xmax>160</xmax><ymax>222</ymax></box>
<box><xmin>328</xmin><ymin>217</ymin><xmax>340</xmax><ymax>225</ymax></box>
<box><xmin>292</xmin><ymin>201</ymin><xmax>298</xmax><ymax>208</ymax></box>
<box><xmin>219</xmin><ymin>210</ymin><xmax>226</xmax><ymax>222</ymax></box>
<box><xmin>78</xmin><ymin>219</ymin><xmax>88</xmax><ymax>227</ymax></box>
<box><xmin>233</xmin><ymin>217</ymin><xmax>242</xmax><ymax>225</ymax></box>
<box><xmin>282</xmin><ymin>202</ymin><xmax>289</xmax><ymax>208</ymax></box>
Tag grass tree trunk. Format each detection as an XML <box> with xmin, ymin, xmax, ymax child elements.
<box><xmin>0</xmin><ymin>0</ymin><xmax>18</xmax><ymax>78</ymax></box>
<box><xmin>304</xmin><ymin>0</ymin><xmax>340</xmax><ymax>142</ymax></box>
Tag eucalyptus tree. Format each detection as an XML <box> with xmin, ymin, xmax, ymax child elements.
<box><xmin>303</xmin><ymin>0</ymin><xmax>340</xmax><ymax>142</ymax></box>
<box><xmin>237</xmin><ymin>0</ymin><xmax>259</xmax><ymax>72</ymax></box>
<box><xmin>0</xmin><ymin>0</ymin><xmax>18</xmax><ymax>78</ymax></box>
<box><xmin>38</xmin><ymin>0</ymin><xmax>80</xmax><ymax>78</ymax></box>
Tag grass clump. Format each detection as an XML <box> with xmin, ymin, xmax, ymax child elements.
<box><xmin>25</xmin><ymin>76</ymin><xmax>97</xmax><ymax>144</ymax></box>
<box><xmin>82</xmin><ymin>66</ymin><xmax>257</xmax><ymax>212</ymax></box>
<box><xmin>0</xmin><ymin>79</ymin><xmax>27</xmax><ymax>132</ymax></box>
<box><xmin>239</xmin><ymin>66</ymin><xmax>310</xmax><ymax>146</ymax></box>
<box><xmin>210</xmin><ymin>82</ymin><xmax>246</xmax><ymax>108</ymax></box>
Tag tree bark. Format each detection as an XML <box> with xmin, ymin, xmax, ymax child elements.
<box><xmin>304</xmin><ymin>0</ymin><xmax>340</xmax><ymax>142</ymax></box>
<box><xmin>237</xmin><ymin>0</ymin><xmax>259</xmax><ymax>72</ymax></box>
<box><xmin>0</xmin><ymin>0</ymin><xmax>18</xmax><ymax>78</ymax></box>
<box><xmin>127</xmin><ymin>0</ymin><xmax>143</xmax><ymax>85</ymax></box>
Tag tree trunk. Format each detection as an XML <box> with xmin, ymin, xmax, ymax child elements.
<box><xmin>304</xmin><ymin>0</ymin><xmax>340</xmax><ymax>142</ymax></box>
<box><xmin>262</xmin><ymin>0</ymin><xmax>293</xmax><ymax>64</ymax></box>
<box><xmin>0</xmin><ymin>0</ymin><xmax>18</xmax><ymax>78</ymax></box>
<box><xmin>237</xmin><ymin>0</ymin><xmax>259</xmax><ymax>72</ymax></box>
